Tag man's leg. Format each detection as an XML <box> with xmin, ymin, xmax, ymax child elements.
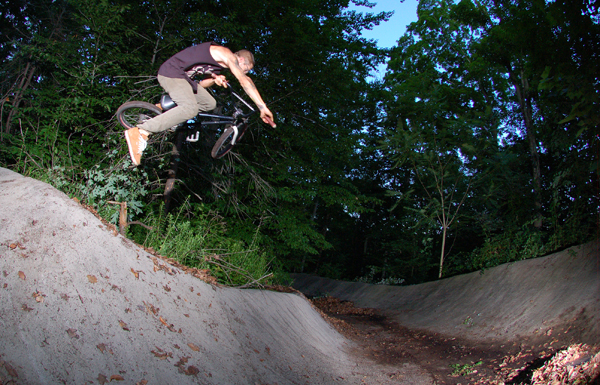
<box><xmin>139</xmin><ymin>75</ymin><xmax>200</xmax><ymax>134</ymax></box>
<box><xmin>193</xmin><ymin>86</ymin><xmax>217</xmax><ymax>112</ymax></box>
<box><xmin>126</xmin><ymin>76</ymin><xmax>201</xmax><ymax>166</ymax></box>
<box><xmin>125</xmin><ymin>75</ymin><xmax>216</xmax><ymax>166</ymax></box>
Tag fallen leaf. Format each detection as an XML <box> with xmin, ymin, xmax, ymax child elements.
<box><xmin>110</xmin><ymin>374</ymin><xmax>124</xmax><ymax>381</ymax></box>
<box><xmin>136</xmin><ymin>380</ymin><xmax>148</xmax><ymax>385</ymax></box>
<box><xmin>143</xmin><ymin>302</ymin><xmax>159</xmax><ymax>315</ymax></box>
<box><xmin>188</xmin><ymin>343</ymin><xmax>200</xmax><ymax>352</ymax></box>
<box><xmin>22</xmin><ymin>304</ymin><xmax>33</xmax><ymax>312</ymax></box>
<box><xmin>97</xmin><ymin>343</ymin><xmax>106</xmax><ymax>353</ymax></box>
<box><xmin>87</xmin><ymin>275</ymin><xmax>98</xmax><ymax>283</ymax></box>
<box><xmin>32</xmin><ymin>290</ymin><xmax>45</xmax><ymax>303</ymax></box>
<box><xmin>66</xmin><ymin>328</ymin><xmax>79</xmax><ymax>339</ymax></box>
<box><xmin>159</xmin><ymin>317</ymin><xmax>169</xmax><ymax>327</ymax></box>
<box><xmin>119</xmin><ymin>320</ymin><xmax>129</xmax><ymax>331</ymax></box>
<box><xmin>18</xmin><ymin>271</ymin><xmax>26</xmax><ymax>280</ymax></box>
<box><xmin>174</xmin><ymin>356</ymin><xmax>189</xmax><ymax>368</ymax></box>
<box><xmin>184</xmin><ymin>366</ymin><xmax>199</xmax><ymax>376</ymax></box>
<box><xmin>150</xmin><ymin>348</ymin><xmax>172</xmax><ymax>360</ymax></box>
<box><xmin>4</xmin><ymin>362</ymin><xmax>18</xmax><ymax>377</ymax></box>
<box><xmin>130</xmin><ymin>268</ymin><xmax>139</xmax><ymax>279</ymax></box>
<box><xmin>98</xmin><ymin>374</ymin><xmax>108</xmax><ymax>384</ymax></box>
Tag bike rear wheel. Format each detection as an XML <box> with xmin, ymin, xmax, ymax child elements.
<box><xmin>116</xmin><ymin>101</ymin><xmax>162</xmax><ymax>130</ymax></box>
<box><xmin>211</xmin><ymin>123</ymin><xmax>248</xmax><ymax>159</ymax></box>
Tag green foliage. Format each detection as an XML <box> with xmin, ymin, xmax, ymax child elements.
<box><xmin>131</xmin><ymin>202</ymin><xmax>279</xmax><ymax>287</ymax></box>
<box><xmin>354</xmin><ymin>266</ymin><xmax>405</xmax><ymax>286</ymax></box>
<box><xmin>81</xmin><ymin>163</ymin><xmax>148</xmax><ymax>221</ymax></box>
<box><xmin>378</xmin><ymin>0</ymin><xmax>599</xmax><ymax>282</ymax></box>
<box><xmin>450</xmin><ymin>361</ymin><xmax>482</xmax><ymax>376</ymax></box>
<box><xmin>468</xmin><ymin>225</ymin><xmax>545</xmax><ymax>270</ymax></box>
<box><xmin>1</xmin><ymin>0</ymin><xmax>598</xmax><ymax>289</ymax></box>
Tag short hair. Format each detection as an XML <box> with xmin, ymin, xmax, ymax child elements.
<box><xmin>235</xmin><ymin>50</ymin><xmax>255</xmax><ymax>67</ymax></box>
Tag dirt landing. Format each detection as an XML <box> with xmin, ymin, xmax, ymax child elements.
<box><xmin>293</xmin><ymin>241</ymin><xmax>600</xmax><ymax>384</ymax></box>
<box><xmin>310</xmin><ymin>296</ymin><xmax>599</xmax><ymax>384</ymax></box>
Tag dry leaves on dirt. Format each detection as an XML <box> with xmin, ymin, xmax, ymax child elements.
<box><xmin>118</xmin><ymin>320</ymin><xmax>129</xmax><ymax>331</ymax></box>
<box><xmin>32</xmin><ymin>290</ymin><xmax>45</xmax><ymax>303</ymax></box>
<box><xmin>151</xmin><ymin>347</ymin><xmax>173</xmax><ymax>360</ymax></box>
<box><xmin>530</xmin><ymin>344</ymin><xmax>600</xmax><ymax>385</ymax></box>
<box><xmin>311</xmin><ymin>296</ymin><xmax>376</xmax><ymax>317</ymax></box>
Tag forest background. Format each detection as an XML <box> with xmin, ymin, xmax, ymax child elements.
<box><xmin>1</xmin><ymin>0</ymin><xmax>598</xmax><ymax>287</ymax></box>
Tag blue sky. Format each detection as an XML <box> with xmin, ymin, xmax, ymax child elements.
<box><xmin>347</xmin><ymin>0</ymin><xmax>420</xmax><ymax>77</ymax></box>
<box><xmin>349</xmin><ymin>0</ymin><xmax>420</xmax><ymax>49</ymax></box>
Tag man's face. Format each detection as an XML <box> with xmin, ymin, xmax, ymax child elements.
<box><xmin>238</xmin><ymin>57</ymin><xmax>253</xmax><ymax>74</ymax></box>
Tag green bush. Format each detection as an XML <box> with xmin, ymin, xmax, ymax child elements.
<box><xmin>131</xmin><ymin>202</ymin><xmax>279</xmax><ymax>288</ymax></box>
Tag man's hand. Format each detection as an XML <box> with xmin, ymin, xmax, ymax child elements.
<box><xmin>260</xmin><ymin>106</ymin><xmax>276</xmax><ymax>128</ymax></box>
<box><xmin>212</xmin><ymin>73</ymin><xmax>228</xmax><ymax>88</ymax></box>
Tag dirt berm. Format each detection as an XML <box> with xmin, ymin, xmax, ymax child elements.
<box><xmin>291</xmin><ymin>241</ymin><xmax>600</xmax><ymax>346</ymax></box>
<box><xmin>0</xmin><ymin>167</ymin><xmax>429</xmax><ymax>384</ymax></box>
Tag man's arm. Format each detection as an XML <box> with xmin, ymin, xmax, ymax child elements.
<box><xmin>210</xmin><ymin>46</ymin><xmax>276</xmax><ymax>127</ymax></box>
<box><xmin>199</xmin><ymin>74</ymin><xmax>228</xmax><ymax>89</ymax></box>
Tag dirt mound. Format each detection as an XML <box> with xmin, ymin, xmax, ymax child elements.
<box><xmin>0</xmin><ymin>168</ymin><xmax>430</xmax><ymax>384</ymax></box>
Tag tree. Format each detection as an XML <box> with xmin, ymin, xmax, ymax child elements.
<box><xmin>384</xmin><ymin>0</ymin><xmax>503</xmax><ymax>278</ymax></box>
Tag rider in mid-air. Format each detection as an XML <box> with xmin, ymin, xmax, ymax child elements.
<box><xmin>124</xmin><ymin>42</ymin><xmax>276</xmax><ymax>166</ymax></box>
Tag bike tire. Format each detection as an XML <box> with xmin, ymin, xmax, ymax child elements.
<box><xmin>211</xmin><ymin>123</ymin><xmax>248</xmax><ymax>159</ymax></box>
<box><xmin>116</xmin><ymin>101</ymin><xmax>162</xmax><ymax>130</ymax></box>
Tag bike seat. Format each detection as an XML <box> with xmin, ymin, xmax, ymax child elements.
<box><xmin>160</xmin><ymin>95</ymin><xmax>176</xmax><ymax>111</ymax></box>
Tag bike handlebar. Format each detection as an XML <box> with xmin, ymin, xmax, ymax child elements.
<box><xmin>221</xmin><ymin>83</ymin><xmax>275</xmax><ymax>125</ymax></box>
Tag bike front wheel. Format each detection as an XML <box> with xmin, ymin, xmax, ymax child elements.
<box><xmin>116</xmin><ymin>101</ymin><xmax>162</xmax><ymax>130</ymax></box>
<box><xmin>211</xmin><ymin>123</ymin><xmax>248</xmax><ymax>159</ymax></box>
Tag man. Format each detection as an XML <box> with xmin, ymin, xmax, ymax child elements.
<box><xmin>124</xmin><ymin>42</ymin><xmax>276</xmax><ymax>166</ymax></box>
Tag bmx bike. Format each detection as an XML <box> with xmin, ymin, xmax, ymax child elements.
<box><xmin>116</xmin><ymin>85</ymin><xmax>255</xmax><ymax>159</ymax></box>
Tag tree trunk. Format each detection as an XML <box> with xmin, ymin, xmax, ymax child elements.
<box><xmin>510</xmin><ymin>69</ymin><xmax>543</xmax><ymax>228</ymax></box>
<box><xmin>5</xmin><ymin>62</ymin><xmax>36</xmax><ymax>134</ymax></box>
<box><xmin>438</xmin><ymin>224</ymin><xmax>447</xmax><ymax>279</ymax></box>
<box><xmin>164</xmin><ymin>131</ymin><xmax>185</xmax><ymax>213</ymax></box>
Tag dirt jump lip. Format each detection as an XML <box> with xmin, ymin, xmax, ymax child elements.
<box><xmin>0</xmin><ymin>167</ymin><xmax>430</xmax><ymax>385</ymax></box>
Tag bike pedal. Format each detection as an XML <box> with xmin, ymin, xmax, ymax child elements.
<box><xmin>186</xmin><ymin>131</ymin><xmax>200</xmax><ymax>142</ymax></box>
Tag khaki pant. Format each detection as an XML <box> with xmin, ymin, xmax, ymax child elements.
<box><xmin>138</xmin><ymin>75</ymin><xmax>216</xmax><ymax>133</ymax></box>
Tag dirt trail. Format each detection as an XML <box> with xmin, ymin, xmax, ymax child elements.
<box><xmin>292</xmin><ymin>241</ymin><xmax>600</xmax><ymax>384</ymax></box>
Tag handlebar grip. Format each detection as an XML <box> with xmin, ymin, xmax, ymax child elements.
<box><xmin>265</xmin><ymin>116</ymin><xmax>276</xmax><ymax>128</ymax></box>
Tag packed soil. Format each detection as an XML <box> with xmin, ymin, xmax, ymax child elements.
<box><xmin>310</xmin><ymin>296</ymin><xmax>600</xmax><ymax>384</ymax></box>
<box><xmin>1</xmin><ymin>167</ymin><xmax>599</xmax><ymax>384</ymax></box>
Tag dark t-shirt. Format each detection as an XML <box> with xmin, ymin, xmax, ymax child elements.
<box><xmin>158</xmin><ymin>42</ymin><xmax>224</xmax><ymax>92</ymax></box>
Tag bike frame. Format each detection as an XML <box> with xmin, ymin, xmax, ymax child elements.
<box><xmin>169</xmin><ymin>87</ymin><xmax>255</xmax><ymax>145</ymax></box>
